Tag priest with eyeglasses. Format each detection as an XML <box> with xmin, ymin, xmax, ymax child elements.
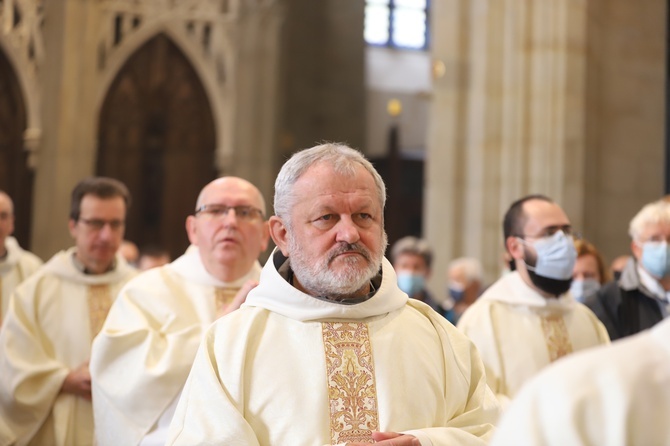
<box><xmin>90</xmin><ymin>176</ymin><xmax>270</xmax><ymax>446</ymax></box>
<box><xmin>0</xmin><ymin>177</ymin><xmax>137</xmax><ymax>446</ymax></box>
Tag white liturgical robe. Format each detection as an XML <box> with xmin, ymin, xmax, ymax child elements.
<box><xmin>0</xmin><ymin>248</ymin><xmax>135</xmax><ymax>446</ymax></box>
<box><xmin>491</xmin><ymin>317</ymin><xmax>670</xmax><ymax>446</ymax></box>
<box><xmin>0</xmin><ymin>237</ymin><xmax>42</xmax><ymax>322</ymax></box>
<box><xmin>457</xmin><ymin>271</ymin><xmax>610</xmax><ymax>408</ymax></box>
<box><xmin>90</xmin><ymin>246</ymin><xmax>262</xmax><ymax>446</ymax></box>
<box><xmin>166</xmin><ymin>250</ymin><xmax>500</xmax><ymax>446</ymax></box>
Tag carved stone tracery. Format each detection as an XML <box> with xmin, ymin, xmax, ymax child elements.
<box><xmin>0</xmin><ymin>0</ymin><xmax>44</xmax><ymax>77</ymax></box>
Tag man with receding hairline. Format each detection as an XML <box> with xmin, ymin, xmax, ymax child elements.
<box><xmin>0</xmin><ymin>177</ymin><xmax>136</xmax><ymax>446</ymax></box>
<box><xmin>90</xmin><ymin>176</ymin><xmax>270</xmax><ymax>446</ymax></box>
<box><xmin>0</xmin><ymin>190</ymin><xmax>42</xmax><ymax>323</ymax></box>
<box><xmin>458</xmin><ymin>194</ymin><xmax>609</xmax><ymax>409</ymax></box>
<box><xmin>167</xmin><ymin>143</ymin><xmax>499</xmax><ymax>446</ymax></box>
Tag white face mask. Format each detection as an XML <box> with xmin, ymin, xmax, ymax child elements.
<box><xmin>570</xmin><ymin>278</ymin><xmax>601</xmax><ymax>302</ymax></box>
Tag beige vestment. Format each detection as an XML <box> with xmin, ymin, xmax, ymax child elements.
<box><xmin>0</xmin><ymin>237</ymin><xmax>42</xmax><ymax>323</ymax></box>
<box><xmin>167</xmin><ymin>250</ymin><xmax>500</xmax><ymax>446</ymax></box>
<box><xmin>491</xmin><ymin>317</ymin><xmax>670</xmax><ymax>446</ymax></box>
<box><xmin>90</xmin><ymin>247</ymin><xmax>261</xmax><ymax>446</ymax></box>
<box><xmin>457</xmin><ymin>271</ymin><xmax>610</xmax><ymax>408</ymax></box>
<box><xmin>0</xmin><ymin>248</ymin><xmax>135</xmax><ymax>446</ymax></box>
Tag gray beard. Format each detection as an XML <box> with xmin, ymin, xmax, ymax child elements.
<box><xmin>288</xmin><ymin>231</ymin><xmax>388</xmax><ymax>299</ymax></box>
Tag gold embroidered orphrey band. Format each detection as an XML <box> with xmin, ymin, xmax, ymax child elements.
<box><xmin>540</xmin><ymin>315</ymin><xmax>574</xmax><ymax>362</ymax></box>
<box><xmin>88</xmin><ymin>284</ymin><xmax>112</xmax><ymax>338</ymax></box>
<box><xmin>322</xmin><ymin>322</ymin><xmax>379</xmax><ymax>444</ymax></box>
<box><xmin>215</xmin><ymin>287</ymin><xmax>240</xmax><ymax>316</ymax></box>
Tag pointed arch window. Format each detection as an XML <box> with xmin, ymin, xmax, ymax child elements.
<box><xmin>364</xmin><ymin>0</ymin><xmax>428</xmax><ymax>50</ymax></box>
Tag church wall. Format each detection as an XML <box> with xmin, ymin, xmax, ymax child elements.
<box><xmin>32</xmin><ymin>0</ymin><xmax>100</xmax><ymax>259</ymax></box>
<box><xmin>365</xmin><ymin>47</ymin><xmax>431</xmax><ymax>159</ymax></box>
<box><xmin>27</xmin><ymin>0</ymin><xmax>285</xmax><ymax>260</ymax></box>
<box><xmin>583</xmin><ymin>0</ymin><xmax>667</xmax><ymax>264</ymax></box>
<box><xmin>278</xmin><ymin>0</ymin><xmax>365</xmax><ymax>159</ymax></box>
<box><xmin>425</xmin><ymin>0</ymin><xmax>666</xmax><ymax>297</ymax></box>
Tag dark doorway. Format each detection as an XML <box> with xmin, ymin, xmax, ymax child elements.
<box><xmin>0</xmin><ymin>50</ymin><xmax>34</xmax><ymax>249</ymax></box>
<box><xmin>97</xmin><ymin>34</ymin><xmax>217</xmax><ymax>260</ymax></box>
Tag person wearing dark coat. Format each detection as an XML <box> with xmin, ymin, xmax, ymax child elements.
<box><xmin>585</xmin><ymin>199</ymin><xmax>670</xmax><ymax>341</ymax></box>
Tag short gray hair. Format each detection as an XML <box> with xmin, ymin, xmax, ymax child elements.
<box><xmin>629</xmin><ymin>199</ymin><xmax>670</xmax><ymax>240</ymax></box>
<box><xmin>274</xmin><ymin>143</ymin><xmax>386</xmax><ymax>225</ymax></box>
<box><xmin>390</xmin><ymin>236</ymin><xmax>433</xmax><ymax>269</ymax></box>
<box><xmin>447</xmin><ymin>257</ymin><xmax>483</xmax><ymax>284</ymax></box>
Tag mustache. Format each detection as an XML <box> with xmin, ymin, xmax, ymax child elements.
<box><xmin>327</xmin><ymin>242</ymin><xmax>371</xmax><ymax>264</ymax></box>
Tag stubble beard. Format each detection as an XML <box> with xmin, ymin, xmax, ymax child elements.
<box><xmin>288</xmin><ymin>230</ymin><xmax>388</xmax><ymax>299</ymax></box>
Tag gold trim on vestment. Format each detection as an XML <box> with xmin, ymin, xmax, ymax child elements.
<box><xmin>215</xmin><ymin>287</ymin><xmax>239</xmax><ymax>315</ymax></box>
<box><xmin>88</xmin><ymin>284</ymin><xmax>112</xmax><ymax>338</ymax></box>
<box><xmin>540</xmin><ymin>315</ymin><xmax>573</xmax><ymax>362</ymax></box>
<box><xmin>322</xmin><ymin>322</ymin><xmax>379</xmax><ymax>444</ymax></box>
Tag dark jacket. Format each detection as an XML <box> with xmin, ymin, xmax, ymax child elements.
<box><xmin>584</xmin><ymin>259</ymin><xmax>665</xmax><ymax>341</ymax></box>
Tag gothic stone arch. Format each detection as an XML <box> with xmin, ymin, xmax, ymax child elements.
<box><xmin>97</xmin><ymin>33</ymin><xmax>217</xmax><ymax>259</ymax></box>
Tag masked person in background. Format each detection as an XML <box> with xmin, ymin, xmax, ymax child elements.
<box><xmin>570</xmin><ymin>239</ymin><xmax>610</xmax><ymax>302</ymax></box>
<box><xmin>390</xmin><ymin>236</ymin><xmax>441</xmax><ymax>312</ymax></box>
<box><xmin>442</xmin><ymin>257</ymin><xmax>483</xmax><ymax>325</ymax></box>
<box><xmin>458</xmin><ymin>194</ymin><xmax>609</xmax><ymax>409</ymax></box>
<box><xmin>585</xmin><ymin>199</ymin><xmax>670</xmax><ymax>341</ymax></box>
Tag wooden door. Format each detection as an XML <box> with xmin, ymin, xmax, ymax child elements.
<box><xmin>97</xmin><ymin>34</ymin><xmax>217</xmax><ymax>260</ymax></box>
<box><xmin>0</xmin><ymin>50</ymin><xmax>33</xmax><ymax>249</ymax></box>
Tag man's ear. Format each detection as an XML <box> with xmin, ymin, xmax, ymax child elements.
<box><xmin>68</xmin><ymin>219</ymin><xmax>77</xmax><ymax>239</ymax></box>
<box><xmin>506</xmin><ymin>236</ymin><xmax>524</xmax><ymax>260</ymax></box>
<box><xmin>259</xmin><ymin>221</ymin><xmax>270</xmax><ymax>252</ymax></box>
<box><xmin>630</xmin><ymin>239</ymin><xmax>643</xmax><ymax>261</ymax></box>
<box><xmin>185</xmin><ymin>215</ymin><xmax>198</xmax><ymax>246</ymax></box>
<box><xmin>269</xmin><ymin>216</ymin><xmax>290</xmax><ymax>256</ymax></box>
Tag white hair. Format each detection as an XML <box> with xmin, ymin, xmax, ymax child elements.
<box><xmin>273</xmin><ymin>143</ymin><xmax>386</xmax><ymax>226</ymax></box>
<box><xmin>628</xmin><ymin>199</ymin><xmax>670</xmax><ymax>241</ymax></box>
<box><xmin>447</xmin><ymin>257</ymin><xmax>483</xmax><ymax>284</ymax></box>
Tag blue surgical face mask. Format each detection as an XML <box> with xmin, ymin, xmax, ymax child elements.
<box><xmin>448</xmin><ymin>283</ymin><xmax>465</xmax><ymax>302</ymax></box>
<box><xmin>397</xmin><ymin>272</ymin><xmax>425</xmax><ymax>296</ymax></box>
<box><xmin>521</xmin><ymin>231</ymin><xmax>577</xmax><ymax>280</ymax></box>
<box><xmin>570</xmin><ymin>278</ymin><xmax>601</xmax><ymax>302</ymax></box>
<box><xmin>519</xmin><ymin>231</ymin><xmax>577</xmax><ymax>296</ymax></box>
<box><xmin>640</xmin><ymin>241</ymin><xmax>670</xmax><ymax>279</ymax></box>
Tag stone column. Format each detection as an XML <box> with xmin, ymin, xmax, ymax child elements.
<box><xmin>32</xmin><ymin>0</ymin><xmax>102</xmax><ymax>258</ymax></box>
<box><xmin>226</xmin><ymin>1</ymin><xmax>286</xmax><ymax>206</ymax></box>
<box><xmin>426</xmin><ymin>0</ymin><xmax>590</xmax><ymax>291</ymax></box>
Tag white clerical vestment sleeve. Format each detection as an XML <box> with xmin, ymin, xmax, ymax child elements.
<box><xmin>492</xmin><ymin>318</ymin><xmax>670</xmax><ymax>446</ymax></box>
<box><xmin>0</xmin><ymin>279</ymin><xmax>74</xmax><ymax>443</ymax></box>
<box><xmin>457</xmin><ymin>301</ymin><xmax>511</xmax><ymax>406</ymax></box>
<box><xmin>167</xmin><ymin>326</ymin><xmax>261</xmax><ymax>446</ymax></box>
<box><xmin>90</xmin><ymin>271</ymin><xmax>205</xmax><ymax>446</ymax></box>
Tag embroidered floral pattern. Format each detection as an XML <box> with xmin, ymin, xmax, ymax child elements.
<box><xmin>540</xmin><ymin>315</ymin><xmax>573</xmax><ymax>362</ymax></box>
<box><xmin>88</xmin><ymin>284</ymin><xmax>112</xmax><ymax>338</ymax></box>
<box><xmin>215</xmin><ymin>287</ymin><xmax>239</xmax><ymax>315</ymax></box>
<box><xmin>322</xmin><ymin>322</ymin><xmax>379</xmax><ymax>444</ymax></box>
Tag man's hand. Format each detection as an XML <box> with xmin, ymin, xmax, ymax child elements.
<box><xmin>217</xmin><ymin>279</ymin><xmax>259</xmax><ymax>319</ymax></box>
<box><xmin>60</xmin><ymin>361</ymin><xmax>92</xmax><ymax>400</ymax></box>
<box><xmin>347</xmin><ymin>432</ymin><xmax>420</xmax><ymax>446</ymax></box>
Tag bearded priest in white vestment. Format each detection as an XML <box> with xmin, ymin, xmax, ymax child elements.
<box><xmin>491</xmin><ymin>317</ymin><xmax>670</xmax><ymax>446</ymax></box>
<box><xmin>458</xmin><ymin>195</ymin><xmax>610</xmax><ymax>409</ymax></box>
<box><xmin>0</xmin><ymin>177</ymin><xmax>135</xmax><ymax>446</ymax></box>
<box><xmin>167</xmin><ymin>143</ymin><xmax>500</xmax><ymax>446</ymax></box>
<box><xmin>90</xmin><ymin>177</ymin><xmax>270</xmax><ymax>446</ymax></box>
